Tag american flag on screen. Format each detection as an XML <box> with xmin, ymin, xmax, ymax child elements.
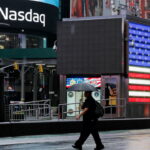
<box><xmin>128</xmin><ymin>22</ymin><xmax>150</xmax><ymax>102</ymax></box>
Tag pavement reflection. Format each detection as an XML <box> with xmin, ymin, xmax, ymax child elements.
<box><xmin>0</xmin><ymin>129</ymin><xmax>150</xmax><ymax>150</ymax></box>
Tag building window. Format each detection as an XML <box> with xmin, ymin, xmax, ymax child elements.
<box><xmin>26</xmin><ymin>35</ymin><xmax>44</xmax><ymax>48</ymax></box>
<box><xmin>0</xmin><ymin>33</ymin><xmax>46</xmax><ymax>49</ymax></box>
<box><xmin>0</xmin><ymin>34</ymin><xmax>20</xmax><ymax>49</ymax></box>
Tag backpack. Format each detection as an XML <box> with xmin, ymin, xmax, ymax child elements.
<box><xmin>94</xmin><ymin>100</ymin><xmax>104</xmax><ymax>118</ymax></box>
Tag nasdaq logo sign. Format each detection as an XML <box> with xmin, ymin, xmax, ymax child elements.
<box><xmin>0</xmin><ymin>7</ymin><xmax>46</xmax><ymax>27</ymax></box>
<box><xmin>0</xmin><ymin>0</ymin><xmax>59</xmax><ymax>33</ymax></box>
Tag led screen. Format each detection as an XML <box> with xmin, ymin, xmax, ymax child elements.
<box><xmin>128</xmin><ymin>22</ymin><xmax>150</xmax><ymax>103</ymax></box>
<box><xmin>57</xmin><ymin>18</ymin><xmax>123</xmax><ymax>75</ymax></box>
<box><xmin>66</xmin><ymin>77</ymin><xmax>101</xmax><ymax>88</ymax></box>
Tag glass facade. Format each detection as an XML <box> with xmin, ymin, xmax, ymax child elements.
<box><xmin>0</xmin><ymin>34</ymin><xmax>20</xmax><ymax>49</ymax></box>
<box><xmin>0</xmin><ymin>33</ymin><xmax>46</xmax><ymax>49</ymax></box>
<box><xmin>26</xmin><ymin>35</ymin><xmax>44</xmax><ymax>48</ymax></box>
<box><xmin>1</xmin><ymin>32</ymin><xmax>58</xmax><ymax>105</ymax></box>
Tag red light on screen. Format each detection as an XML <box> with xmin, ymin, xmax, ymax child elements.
<box><xmin>128</xmin><ymin>85</ymin><xmax>150</xmax><ymax>91</ymax></box>
<box><xmin>128</xmin><ymin>73</ymin><xmax>150</xmax><ymax>79</ymax></box>
<box><xmin>129</xmin><ymin>98</ymin><xmax>150</xmax><ymax>102</ymax></box>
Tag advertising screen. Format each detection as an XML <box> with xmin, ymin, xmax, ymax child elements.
<box><xmin>57</xmin><ymin>18</ymin><xmax>123</xmax><ymax>74</ymax></box>
<box><xmin>0</xmin><ymin>0</ymin><xmax>59</xmax><ymax>33</ymax></box>
<box><xmin>66</xmin><ymin>77</ymin><xmax>101</xmax><ymax>88</ymax></box>
<box><xmin>128</xmin><ymin>22</ymin><xmax>150</xmax><ymax>103</ymax></box>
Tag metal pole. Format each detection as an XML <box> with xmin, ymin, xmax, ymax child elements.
<box><xmin>33</xmin><ymin>68</ymin><xmax>38</xmax><ymax>101</ymax></box>
<box><xmin>21</xmin><ymin>64</ymin><xmax>25</xmax><ymax>102</ymax></box>
<box><xmin>49</xmin><ymin>69</ymin><xmax>53</xmax><ymax>100</ymax></box>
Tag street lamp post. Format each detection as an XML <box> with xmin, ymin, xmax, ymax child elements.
<box><xmin>21</xmin><ymin>63</ymin><xmax>25</xmax><ymax>102</ymax></box>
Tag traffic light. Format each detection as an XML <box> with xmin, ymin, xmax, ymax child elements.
<box><xmin>13</xmin><ymin>62</ymin><xmax>19</xmax><ymax>70</ymax></box>
<box><xmin>38</xmin><ymin>64</ymin><xmax>43</xmax><ymax>72</ymax></box>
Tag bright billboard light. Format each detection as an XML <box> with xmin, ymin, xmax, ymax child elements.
<box><xmin>129</xmin><ymin>91</ymin><xmax>150</xmax><ymax>97</ymax></box>
<box><xmin>129</xmin><ymin>78</ymin><xmax>150</xmax><ymax>85</ymax></box>
<box><xmin>30</xmin><ymin>0</ymin><xmax>59</xmax><ymax>7</ymax></box>
<box><xmin>66</xmin><ymin>77</ymin><xmax>101</xmax><ymax>88</ymax></box>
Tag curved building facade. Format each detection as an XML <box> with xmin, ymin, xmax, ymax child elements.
<box><xmin>0</xmin><ymin>0</ymin><xmax>59</xmax><ymax>121</ymax></box>
<box><xmin>0</xmin><ymin>0</ymin><xmax>59</xmax><ymax>47</ymax></box>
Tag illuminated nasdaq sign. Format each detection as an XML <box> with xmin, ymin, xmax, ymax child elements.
<box><xmin>0</xmin><ymin>0</ymin><xmax>59</xmax><ymax>33</ymax></box>
<box><xmin>128</xmin><ymin>22</ymin><xmax>150</xmax><ymax>103</ymax></box>
<box><xmin>0</xmin><ymin>7</ymin><xmax>45</xmax><ymax>27</ymax></box>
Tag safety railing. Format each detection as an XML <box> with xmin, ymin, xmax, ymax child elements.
<box><xmin>9</xmin><ymin>99</ymin><xmax>51</xmax><ymax>122</ymax></box>
<box><xmin>101</xmin><ymin>98</ymin><xmax>127</xmax><ymax>119</ymax></box>
<box><xmin>58</xmin><ymin>98</ymin><xmax>126</xmax><ymax>120</ymax></box>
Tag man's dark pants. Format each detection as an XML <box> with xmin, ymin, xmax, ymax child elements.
<box><xmin>74</xmin><ymin>120</ymin><xmax>103</xmax><ymax>147</ymax></box>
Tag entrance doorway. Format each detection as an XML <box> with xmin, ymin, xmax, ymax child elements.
<box><xmin>101</xmin><ymin>75</ymin><xmax>120</xmax><ymax>117</ymax></box>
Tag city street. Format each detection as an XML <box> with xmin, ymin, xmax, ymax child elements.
<box><xmin>0</xmin><ymin>129</ymin><xmax>150</xmax><ymax>150</ymax></box>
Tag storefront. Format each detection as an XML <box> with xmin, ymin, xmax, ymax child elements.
<box><xmin>66</xmin><ymin>77</ymin><xmax>101</xmax><ymax>117</ymax></box>
<box><xmin>0</xmin><ymin>0</ymin><xmax>59</xmax><ymax>121</ymax></box>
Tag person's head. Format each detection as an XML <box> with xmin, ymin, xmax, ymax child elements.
<box><xmin>84</xmin><ymin>91</ymin><xmax>92</xmax><ymax>98</ymax></box>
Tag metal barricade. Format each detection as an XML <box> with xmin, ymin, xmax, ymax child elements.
<box><xmin>9</xmin><ymin>100</ymin><xmax>51</xmax><ymax>122</ymax></box>
<box><xmin>58</xmin><ymin>98</ymin><xmax>126</xmax><ymax>120</ymax></box>
<box><xmin>101</xmin><ymin>98</ymin><xmax>127</xmax><ymax>119</ymax></box>
<box><xmin>58</xmin><ymin>102</ymin><xmax>81</xmax><ymax>119</ymax></box>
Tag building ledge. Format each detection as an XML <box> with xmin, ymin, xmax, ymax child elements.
<box><xmin>0</xmin><ymin>48</ymin><xmax>56</xmax><ymax>59</ymax></box>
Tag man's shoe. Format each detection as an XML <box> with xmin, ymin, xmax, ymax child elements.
<box><xmin>72</xmin><ymin>144</ymin><xmax>82</xmax><ymax>150</ymax></box>
<box><xmin>94</xmin><ymin>144</ymin><xmax>104</xmax><ymax>150</ymax></box>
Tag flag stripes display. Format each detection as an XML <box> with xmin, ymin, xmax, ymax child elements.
<box><xmin>128</xmin><ymin>22</ymin><xmax>150</xmax><ymax>102</ymax></box>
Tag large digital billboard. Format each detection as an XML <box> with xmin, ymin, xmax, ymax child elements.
<box><xmin>66</xmin><ymin>77</ymin><xmax>101</xmax><ymax>88</ymax></box>
<box><xmin>57</xmin><ymin>18</ymin><xmax>123</xmax><ymax>75</ymax></box>
<box><xmin>0</xmin><ymin>0</ymin><xmax>59</xmax><ymax>33</ymax></box>
<box><xmin>128</xmin><ymin>22</ymin><xmax>150</xmax><ymax>103</ymax></box>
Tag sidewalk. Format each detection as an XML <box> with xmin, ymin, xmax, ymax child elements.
<box><xmin>0</xmin><ymin>129</ymin><xmax>150</xmax><ymax>150</ymax></box>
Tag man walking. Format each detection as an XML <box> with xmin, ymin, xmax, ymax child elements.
<box><xmin>72</xmin><ymin>91</ymin><xmax>104</xmax><ymax>150</ymax></box>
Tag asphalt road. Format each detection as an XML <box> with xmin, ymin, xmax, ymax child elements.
<box><xmin>0</xmin><ymin>129</ymin><xmax>150</xmax><ymax>150</ymax></box>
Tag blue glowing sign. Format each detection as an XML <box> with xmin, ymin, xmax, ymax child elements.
<box><xmin>30</xmin><ymin>0</ymin><xmax>59</xmax><ymax>7</ymax></box>
<box><xmin>66</xmin><ymin>78</ymin><xmax>84</xmax><ymax>88</ymax></box>
<box><xmin>128</xmin><ymin>22</ymin><xmax>150</xmax><ymax>67</ymax></box>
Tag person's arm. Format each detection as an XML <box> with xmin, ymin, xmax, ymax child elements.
<box><xmin>76</xmin><ymin>108</ymin><xmax>89</xmax><ymax>120</ymax></box>
<box><xmin>108</xmin><ymin>86</ymin><xmax>113</xmax><ymax>95</ymax></box>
